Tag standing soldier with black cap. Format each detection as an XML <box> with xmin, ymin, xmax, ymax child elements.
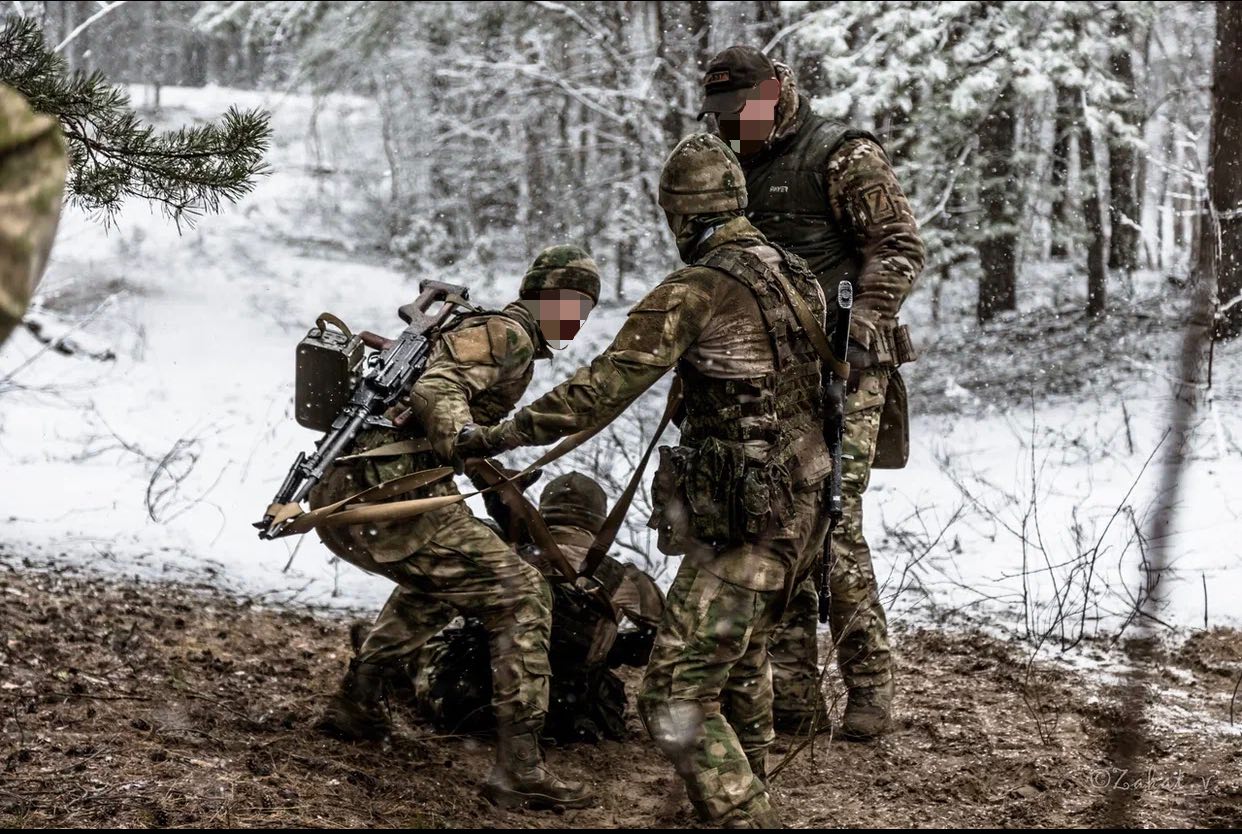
<box><xmin>699</xmin><ymin>45</ymin><xmax>926</xmax><ymax>740</ymax></box>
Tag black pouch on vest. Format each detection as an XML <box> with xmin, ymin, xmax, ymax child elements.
<box><xmin>650</xmin><ymin>445</ymin><xmax>693</xmax><ymax>556</ymax></box>
<box><xmin>873</xmin><ymin>369</ymin><xmax>910</xmax><ymax>469</ymax></box>
<box><xmin>296</xmin><ymin>313</ymin><xmax>363</xmax><ymax>431</ymax></box>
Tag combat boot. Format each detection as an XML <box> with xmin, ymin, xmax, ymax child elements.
<box><xmin>721</xmin><ymin>797</ymin><xmax>784</xmax><ymax>829</ymax></box>
<box><xmin>315</xmin><ymin>658</ymin><xmax>392</xmax><ymax>742</ymax></box>
<box><xmin>840</xmin><ymin>678</ymin><xmax>894</xmax><ymax>741</ymax></box>
<box><xmin>482</xmin><ymin>727</ymin><xmax>594</xmax><ymax>810</ymax></box>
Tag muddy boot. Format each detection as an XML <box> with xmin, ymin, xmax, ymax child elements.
<box><xmin>315</xmin><ymin>659</ymin><xmax>392</xmax><ymax>742</ymax></box>
<box><xmin>840</xmin><ymin>678</ymin><xmax>894</xmax><ymax>741</ymax></box>
<box><xmin>482</xmin><ymin>727</ymin><xmax>594</xmax><ymax>810</ymax></box>
<box><xmin>721</xmin><ymin>796</ymin><xmax>784</xmax><ymax>829</ymax></box>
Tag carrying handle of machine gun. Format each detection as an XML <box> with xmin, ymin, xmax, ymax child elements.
<box><xmin>359</xmin><ymin>280</ymin><xmax>475</xmax><ymax>353</ymax></box>
<box><xmin>399</xmin><ymin>279</ymin><xmax>477</xmax><ymax>329</ymax></box>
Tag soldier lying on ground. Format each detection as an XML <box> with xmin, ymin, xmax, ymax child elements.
<box><xmin>393</xmin><ymin>471</ymin><xmax>665</xmax><ymax>744</ymax></box>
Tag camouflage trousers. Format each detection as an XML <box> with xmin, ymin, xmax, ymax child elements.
<box><xmin>638</xmin><ymin>489</ymin><xmax>826</xmax><ymax>824</ymax></box>
<box><xmin>769</xmin><ymin>368</ymin><xmax>894</xmax><ymax>726</ymax></box>
<box><xmin>336</xmin><ymin>500</ymin><xmax>554</xmax><ymax>731</ymax></box>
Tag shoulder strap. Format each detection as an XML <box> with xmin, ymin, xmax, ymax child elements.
<box><xmin>578</xmin><ymin>376</ymin><xmax>683</xmax><ymax>582</ymax></box>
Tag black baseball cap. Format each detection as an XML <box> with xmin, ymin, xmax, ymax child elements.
<box><xmin>698</xmin><ymin>45</ymin><xmax>777</xmax><ymax>118</ymax></box>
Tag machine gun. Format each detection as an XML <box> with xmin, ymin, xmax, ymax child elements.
<box><xmin>818</xmin><ymin>281</ymin><xmax>853</xmax><ymax>623</ymax></box>
<box><xmin>255</xmin><ymin>279</ymin><xmax>470</xmax><ymax>540</ymax></box>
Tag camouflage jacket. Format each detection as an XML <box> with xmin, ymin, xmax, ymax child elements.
<box><xmin>0</xmin><ymin>85</ymin><xmax>68</xmax><ymax>347</ymax></box>
<box><xmin>311</xmin><ymin>301</ymin><xmax>545</xmax><ymax>562</ymax></box>
<box><xmin>746</xmin><ymin>68</ymin><xmax>925</xmax><ymax>355</ymax></box>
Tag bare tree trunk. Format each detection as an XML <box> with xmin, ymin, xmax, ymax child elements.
<box><xmin>1108</xmin><ymin>17</ymin><xmax>1142</xmax><ymax>274</ymax></box>
<box><xmin>751</xmin><ymin>1</ymin><xmax>780</xmax><ymax>48</ymax></box>
<box><xmin>976</xmin><ymin>84</ymin><xmax>1019</xmax><ymax>323</ymax></box>
<box><xmin>1211</xmin><ymin>1</ymin><xmax>1242</xmax><ymax>339</ymax></box>
<box><xmin>1049</xmin><ymin>85</ymin><xmax>1073</xmax><ymax>259</ymax></box>
<box><xmin>1074</xmin><ymin>91</ymin><xmax>1109</xmax><ymax>317</ymax></box>
<box><xmin>690</xmin><ymin>0</ymin><xmax>712</xmax><ymax>68</ymax></box>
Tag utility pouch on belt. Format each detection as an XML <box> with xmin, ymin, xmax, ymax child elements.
<box><xmin>873</xmin><ymin>368</ymin><xmax>910</xmax><ymax>469</ymax></box>
<box><xmin>893</xmin><ymin>323</ymin><xmax>919</xmax><ymax>364</ymax></box>
<box><xmin>296</xmin><ymin>313</ymin><xmax>364</xmax><ymax>431</ymax></box>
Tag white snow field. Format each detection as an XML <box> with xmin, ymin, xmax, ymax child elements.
<box><xmin>0</xmin><ymin>86</ymin><xmax>1237</xmax><ymax>640</ymax></box>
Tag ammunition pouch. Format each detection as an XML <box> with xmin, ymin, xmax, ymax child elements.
<box><xmin>870</xmin><ymin>321</ymin><xmax>919</xmax><ymax>367</ymax></box>
<box><xmin>649</xmin><ymin>440</ymin><xmax>794</xmax><ymax>551</ymax></box>
<box><xmin>295</xmin><ymin>313</ymin><xmax>364</xmax><ymax>431</ymax></box>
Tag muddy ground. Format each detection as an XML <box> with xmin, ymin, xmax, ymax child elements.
<box><xmin>1</xmin><ymin>558</ymin><xmax>1239</xmax><ymax>829</ymax></box>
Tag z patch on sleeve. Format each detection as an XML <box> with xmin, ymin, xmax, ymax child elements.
<box><xmin>855</xmin><ymin>184</ymin><xmax>899</xmax><ymax>226</ymax></box>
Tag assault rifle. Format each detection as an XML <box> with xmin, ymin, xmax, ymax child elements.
<box><xmin>255</xmin><ymin>279</ymin><xmax>470</xmax><ymax>540</ymax></box>
<box><xmin>818</xmin><ymin>281</ymin><xmax>853</xmax><ymax>623</ymax></box>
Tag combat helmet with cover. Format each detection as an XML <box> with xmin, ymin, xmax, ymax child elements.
<box><xmin>657</xmin><ymin>133</ymin><xmax>748</xmax><ymax>216</ymax></box>
<box><xmin>539</xmin><ymin>472</ymin><xmax>608</xmax><ymax>533</ymax></box>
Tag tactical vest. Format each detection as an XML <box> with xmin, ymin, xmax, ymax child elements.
<box><xmin>742</xmin><ymin>108</ymin><xmax>877</xmax><ymax>304</ymax></box>
<box><xmin>669</xmin><ymin>240</ymin><xmax>830</xmax><ymax>542</ymax></box>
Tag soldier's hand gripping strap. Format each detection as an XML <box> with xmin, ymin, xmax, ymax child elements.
<box><xmin>269</xmin><ymin>403</ymin><xmax>625</xmax><ymax>537</ymax></box>
<box><xmin>578</xmin><ymin>376</ymin><xmax>684</xmax><ymax>583</ymax></box>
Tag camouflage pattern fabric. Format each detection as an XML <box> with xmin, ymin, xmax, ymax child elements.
<box><xmin>310</xmin><ymin>291</ymin><xmax>556</xmax><ymax>735</ymax></box>
<box><xmin>0</xmin><ymin>85</ymin><xmax>67</xmax><ymax>347</ymax></box>
<box><xmin>639</xmin><ymin>488</ymin><xmax>828</xmax><ymax>823</ymax></box>
<box><xmin>520</xmin><ymin>243</ymin><xmax>601</xmax><ymax>303</ymax></box>
<box><xmin>482</xmin><ymin>210</ymin><xmax>832</xmax><ymax>824</ymax></box>
<box><xmin>824</xmin><ymin>138</ymin><xmax>924</xmax><ymax>355</ymax></box>
<box><xmin>339</xmin><ymin>500</ymin><xmax>553</xmax><ymax>730</ymax></box>
<box><xmin>769</xmin><ymin>366</ymin><xmax>894</xmax><ymax>722</ymax></box>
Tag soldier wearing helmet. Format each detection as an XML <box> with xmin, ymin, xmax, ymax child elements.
<box><xmin>403</xmin><ymin>471</ymin><xmax>665</xmax><ymax>745</ymax></box>
<box><xmin>460</xmin><ymin>134</ymin><xmax>833</xmax><ymax>828</ymax></box>
<box><xmin>310</xmin><ymin>245</ymin><xmax>600</xmax><ymax>811</ymax></box>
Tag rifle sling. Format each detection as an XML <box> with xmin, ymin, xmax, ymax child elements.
<box><xmin>578</xmin><ymin>376</ymin><xmax>683</xmax><ymax>583</ymax></box>
<box><xmin>465</xmin><ymin>458</ymin><xmax>580</xmax><ymax>585</ymax></box>
<box><xmin>271</xmin><ymin>396</ymin><xmax>628</xmax><ymax>537</ymax></box>
<box><xmin>768</xmin><ymin>269</ymin><xmax>851</xmax><ymax>381</ymax></box>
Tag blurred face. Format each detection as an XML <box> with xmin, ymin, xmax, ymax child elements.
<box><xmin>522</xmin><ymin>289</ymin><xmax>594</xmax><ymax>350</ymax></box>
<box><xmin>714</xmin><ymin>78</ymin><xmax>781</xmax><ymax>157</ymax></box>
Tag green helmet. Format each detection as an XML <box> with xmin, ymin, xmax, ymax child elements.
<box><xmin>520</xmin><ymin>244</ymin><xmax>601</xmax><ymax>304</ymax></box>
<box><xmin>539</xmin><ymin>472</ymin><xmax>608</xmax><ymax>534</ymax></box>
<box><xmin>658</xmin><ymin>133</ymin><xmax>748</xmax><ymax>216</ymax></box>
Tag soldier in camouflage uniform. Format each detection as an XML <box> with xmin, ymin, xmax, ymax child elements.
<box><xmin>310</xmin><ymin>245</ymin><xmax>601</xmax><ymax>810</ymax></box>
<box><xmin>407</xmin><ymin>472</ymin><xmax>665</xmax><ymax>744</ymax></box>
<box><xmin>0</xmin><ymin>85</ymin><xmax>68</xmax><ymax>348</ymax></box>
<box><xmin>461</xmin><ymin>134</ymin><xmax>833</xmax><ymax>828</ymax></box>
<box><xmin>700</xmin><ymin>46</ymin><xmax>927</xmax><ymax>739</ymax></box>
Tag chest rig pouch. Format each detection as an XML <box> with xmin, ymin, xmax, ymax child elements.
<box><xmin>651</xmin><ymin>243</ymin><xmax>826</xmax><ymax>551</ymax></box>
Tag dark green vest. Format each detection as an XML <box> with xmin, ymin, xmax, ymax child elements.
<box><xmin>742</xmin><ymin>104</ymin><xmax>876</xmax><ymax>298</ymax></box>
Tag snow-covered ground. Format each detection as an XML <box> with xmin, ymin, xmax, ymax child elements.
<box><xmin>1</xmin><ymin>86</ymin><xmax>1237</xmax><ymax>642</ymax></box>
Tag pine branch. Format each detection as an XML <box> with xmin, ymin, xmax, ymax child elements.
<box><xmin>0</xmin><ymin>16</ymin><xmax>271</xmax><ymax>226</ymax></box>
